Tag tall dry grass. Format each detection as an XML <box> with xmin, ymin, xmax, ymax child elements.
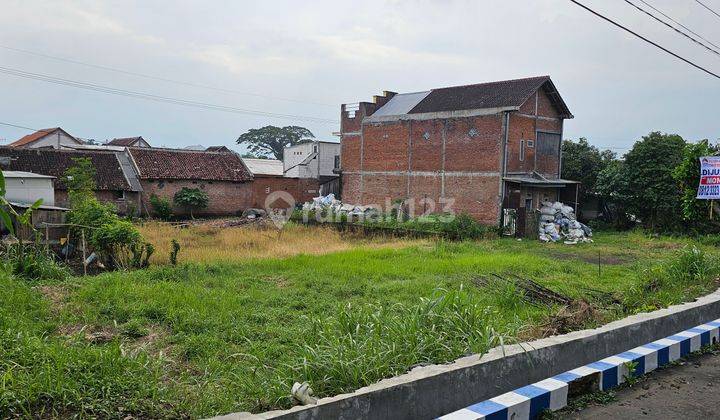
<box><xmin>137</xmin><ymin>222</ymin><xmax>422</xmax><ymax>264</ymax></box>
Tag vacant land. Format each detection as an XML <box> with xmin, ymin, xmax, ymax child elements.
<box><xmin>138</xmin><ymin>221</ymin><xmax>423</xmax><ymax>263</ymax></box>
<box><xmin>1</xmin><ymin>227</ymin><xmax>718</xmax><ymax>418</ymax></box>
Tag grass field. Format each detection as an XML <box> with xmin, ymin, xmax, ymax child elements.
<box><xmin>1</xmin><ymin>226</ymin><xmax>718</xmax><ymax>418</ymax></box>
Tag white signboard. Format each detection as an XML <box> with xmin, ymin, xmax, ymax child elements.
<box><xmin>697</xmin><ymin>156</ymin><xmax>720</xmax><ymax>200</ymax></box>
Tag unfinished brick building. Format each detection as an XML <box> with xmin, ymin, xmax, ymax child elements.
<box><xmin>339</xmin><ymin>76</ymin><xmax>578</xmax><ymax>230</ymax></box>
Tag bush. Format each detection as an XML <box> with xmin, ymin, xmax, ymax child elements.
<box><xmin>173</xmin><ymin>188</ymin><xmax>208</xmax><ymax>219</ymax></box>
<box><xmin>91</xmin><ymin>220</ymin><xmax>143</xmax><ymax>269</ymax></box>
<box><xmin>149</xmin><ymin>194</ymin><xmax>173</xmax><ymax>221</ymax></box>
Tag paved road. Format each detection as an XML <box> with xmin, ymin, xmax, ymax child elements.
<box><xmin>559</xmin><ymin>349</ymin><xmax>720</xmax><ymax>419</ymax></box>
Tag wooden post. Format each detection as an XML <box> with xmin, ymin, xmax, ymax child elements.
<box><xmin>711</xmin><ymin>200</ymin><xmax>715</xmax><ymax>221</ymax></box>
<box><xmin>81</xmin><ymin>229</ymin><xmax>87</xmax><ymax>276</ymax></box>
<box><xmin>45</xmin><ymin>224</ymin><xmax>49</xmax><ymax>252</ymax></box>
<box><xmin>65</xmin><ymin>228</ymin><xmax>71</xmax><ymax>263</ymax></box>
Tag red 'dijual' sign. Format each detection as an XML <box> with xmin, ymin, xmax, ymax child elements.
<box><xmin>698</xmin><ymin>156</ymin><xmax>720</xmax><ymax>199</ymax></box>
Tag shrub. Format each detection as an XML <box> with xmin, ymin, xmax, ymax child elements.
<box><xmin>173</xmin><ymin>188</ymin><xmax>208</xmax><ymax>219</ymax></box>
<box><xmin>170</xmin><ymin>239</ymin><xmax>181</xmax><ymax>266</ymax></box>
<box><xmin>91</xmin><ymin>220</ymin><xmax>143</xmax><ymax>269</ymax></box>
<box><xmin>149</xmin><ymin>194</ymin><xmax>173</xmax><ymax>221</ymax></box>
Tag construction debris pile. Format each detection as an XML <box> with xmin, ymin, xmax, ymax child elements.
<box><xmin>302</xmin><ymin>194</ymin><xmax>378</xmax><ymax>216</ymax></box>
<box><xmin>538</xmin><ymin>201</ymin><xmax>592</xmax><ymax>244</ymax></box>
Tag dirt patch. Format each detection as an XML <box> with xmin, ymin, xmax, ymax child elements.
<box><xmin>125</xmin><ymin>325</ymin><xmax>171</xmax><ymax>358</ymax></box>
<box><xmin>57</xmin><ymin>324</ymin><xmax>118</xmax><ymax>343</ymax></box>
<box><xmin>35</xmin><ymin>285</ymin><xmax>69</xmax><ymax>314</ymax></box>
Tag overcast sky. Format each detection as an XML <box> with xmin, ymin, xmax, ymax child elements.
<box><xmin>1</xmin><ymin>0</ymin><xmax>719</xmax><ymax>155</ymax></box>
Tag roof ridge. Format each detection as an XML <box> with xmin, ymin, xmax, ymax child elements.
<box><xmin>427</xmin><ymin>75</ymin><xmax>550</xmax><ymax>92</ymax></box>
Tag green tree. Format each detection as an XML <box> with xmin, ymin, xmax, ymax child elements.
<box><xmin>173</xmin><ymin>187</ymin><xmax>208</xmax><ymax>219</ymax></box>
<box><xmin>561</xmin><ymin>138</ymin><xmax>616</xmax><ymax>197</ymax></box>
<box><xmin>64</xmin><ymin>157</ymin><xmax>96</xmax><ymax>206</ymax></box>
<box><xmin>236</xmin><ymin>125</ymin><xmax>314</xmax><ymax>160</ymax></box>
<box><xmin>623</xmin><ymin>132</ymin><xmax>686</xmax><ymax>230</ymax></box>
<box><xmin>673</xmin><ymin>139</ymin><xmax>720</xmax><ymax>232</ymax></box>
<box><xmin>241</xmin><ymin>152</ymin><xmax>269</xmax><ymax>159</ymax></box>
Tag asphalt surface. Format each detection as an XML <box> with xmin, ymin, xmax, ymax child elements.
<box><xmin>559</xmin><ymin>349</ymin><xmax>720</xmax><ymax>419</ymax></box>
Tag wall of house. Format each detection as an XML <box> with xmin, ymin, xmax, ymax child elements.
<box><xmin>5</xmin><ymin>177</ymin><xmax>55</xmax><ymax>206</ymax></box>
<box><xmin>139</xmin><ymin>179</ymin><xmax>252</xmax><ymax>217</ymax></box>
<box><xmin>284</xmin><ymin>143</ymin><xmax>315</xmax><ymax>178</ymax></box>
<box><xmin>506</xmin><ymin>89</ymin><xmax>563</xmax><ymax>178</ymax></box>
<box><xmin>54</xmin><ymin>190</ymin><xmax>141</xmax><ymax>214</ymax></box>
<box><xmin>250</xmin><ymin>176</ymin><xmax>319</xmax><ymax>208</ymax></box>
<box><xmin>318</xmin><ymin>142</ymin><xmax>341</xmax><ymax>177</ymax></box>
<box><xmin>25</xmin><ymin>132</ymin><xmax>81</xmax><ymax>149</ymax></box>
<box><xmin>340</xmin><ymin>114</ymin><xmax>504</xmax><ymax>225</ymax></box>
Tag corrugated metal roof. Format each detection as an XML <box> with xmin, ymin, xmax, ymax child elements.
<box><xmin>242</xmin><ymin>158</ymin><xmax>284</xmax><ymax>176</ymax></box>
<box><xmin>368</xmin><ymin>91</ymin><xmax>430</xmax><ymax>119</ymax></box>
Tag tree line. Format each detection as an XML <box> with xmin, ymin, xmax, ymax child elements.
<box><xmin>561</xmin><ymin>132</ymin><xmax>719</xmax><ymax>233</ymax></box>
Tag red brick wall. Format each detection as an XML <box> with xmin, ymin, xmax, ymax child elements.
<box><xmin>249</xmin><ymin>176</ymin><xmax>320</xmax><ymax>208</ymax></box>
<box><xmin>55</xmin><ymin>190</ymin><xmax>141</xmax><ymax>215</ymax></box>
<box><xmin>507</xmin><ymin>89</ymin><xmax>563</xmax><ymax>177</ymax></box>
<box><xmin>140</xmin><ymin>179</ymin><xmax>252</xmax><ymax>217</ymax></box>
<box><xmin>339</xmin><ymin>87</ymin><xmax>566</xmax><ymax>225</ymax></box>
<box><xmin>340</xmin><ymin>115</ymin><xmax>504</xmax><ymax>224</ymax></box>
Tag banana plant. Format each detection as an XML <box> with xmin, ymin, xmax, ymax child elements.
<box><xmin>0</xmin><ymin>171</ymin><xmax>43</xmax><ymax>237</ymax></box>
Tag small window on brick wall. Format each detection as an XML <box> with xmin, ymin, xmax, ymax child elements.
<box><xmin>527</xmin><ymin>139</ymin><xmax>534</xmax><ymax>148</ymax></box>
<box><xmin>519</xmin><ymin>139</ymin><xmax>525</xmax><ymax>162</ymax></box>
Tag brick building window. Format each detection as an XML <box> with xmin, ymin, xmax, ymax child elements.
<box><xmin>422</xmin><ymin>131</ymin><xmax>431</xmax><ymax>141</ymax></box>
<box><xmin>334</xmin><ymin>155</ymin><xmax>340</xmax><ymax>169</ymax></box>
<box><xmin>527</xmin><ymin>139</ymin><xmax>534</xmax><ymax>148</ymax></box>
<box><xmin>519</xmin><ymin>140</ymin><xmax>525</xmax><ymax>162</ymax></box>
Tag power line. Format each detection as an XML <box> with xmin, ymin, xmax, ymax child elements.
<box><xmin>625</xmin><ymin>0</ymin><xmax>720</xmax><ymax>57</ymax></box>
<box><xmin>638</xmin><ymin>0</ymin><xmax>720</xmax><ymax>50</ymax></box>
<box><xmin>569</xmin><ymin>0</ymin><xmax>720</xmax><ymax>80</ymax></box>
<box><xmin>0</xmin><ymin>65</ymin><xmax>339</xmax><ymax>124</ymax></box>
<box><xmin>0</xmin><ymin>121</ymin><xmax>40</xmax><ymax>132</ymax></box>
<box><xmin>0</xmin><ymin>44</ymin><xmax>335</xmax><ymax>108</ymax></box>
<box><xmin>695</xmin><ymin>0</ymin><xmax>720</xmax><ymax>21</ymax></box>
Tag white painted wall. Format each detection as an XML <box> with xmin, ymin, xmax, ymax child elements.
<box><xmin>4</xmin><ymin>176</ymin><xmax>55</xmax><ymax>206</ymax></box>
<box><xmin>283</xmin><ymin>141</ymin><xmax>340</xmax><ymax>179</ymax></box>
<box><xmin>27</xmin><ymin>131</ymin><xmax>82</xmax><ymax>149</ymax></box>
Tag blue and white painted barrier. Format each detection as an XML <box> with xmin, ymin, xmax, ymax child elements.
<box><xmin>438</xmin><ymin>319</ymin><xmax>720</xmax><ymax>420</ymax></box>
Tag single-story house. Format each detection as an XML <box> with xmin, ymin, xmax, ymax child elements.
<box><xmin>0</xmin><ymin>147</ymin><xmax>142</xmax><ymax>214</ymax></box>
<box><xmin>128</xmin><ymin>147</ymin><xmax>254</xmax><ymax>216</ymax></box>
<box><xmin>7</xmin><ymin>127</ymin><xmax>84</xmax><ymax>149</ymax></box>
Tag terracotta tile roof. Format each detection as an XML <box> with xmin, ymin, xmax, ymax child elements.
<box><xmin>205</xmin><ymin>146</ymin><xmax>232</xmax><ymax>152</ymax></box>
<box><xmin>370</xmin><ymin>76</ymin><xmax>573</xmax><ymax>119</ymax></box>
<box><xmin>7</xmin><ymin>128</ymin><xmax>72</xmax><ymax>147</ymax></box>
<box><xmin>128</xmin><ymin>148</ymin><xmax>253</xmax><ymax>182</ymax></box>
<box><xmin>0</xmin><ymin>147</ymin><xmax>134</xmax><ymax>191</ymax></box>
<box><xmin>108</xmin><ymin>137</ymin><xmax>142</xmax><ymax>146</ymax></box>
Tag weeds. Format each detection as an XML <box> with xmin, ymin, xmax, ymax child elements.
<box><xmin>291</xmin><ymin>288</ymin><xmax>519</xmax><ymax>397</ymax></box>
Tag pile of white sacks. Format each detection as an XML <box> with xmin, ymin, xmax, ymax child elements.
<box><xmin>302</xmin><ymin>193</ymin><xmax>377</xmax><ymax>216</ymax></box>
<box><xmin>538</xmin><ymin>201</ymin><xmax>593</xmax><ymax>244</ymax></box>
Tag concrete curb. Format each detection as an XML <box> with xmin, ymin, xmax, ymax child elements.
<box><xmin>214</xmin><ymin>289</ymin><xmax>720</xmax><ymax>420</ymax></box>
<box><xmin>438</xmin><ymin>319</ymin><xmax>720</xmax><ymax>419</ymax></box>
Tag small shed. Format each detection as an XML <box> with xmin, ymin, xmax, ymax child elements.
<box><xmin>1</xmin><ymin>171</ymin><xmax>69</xmax><ymax>242</ymax></box>
<box><xmin>4</xmin><ymin>171</ymin><xmax>56</xmax><ymax>206</ymax></box>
